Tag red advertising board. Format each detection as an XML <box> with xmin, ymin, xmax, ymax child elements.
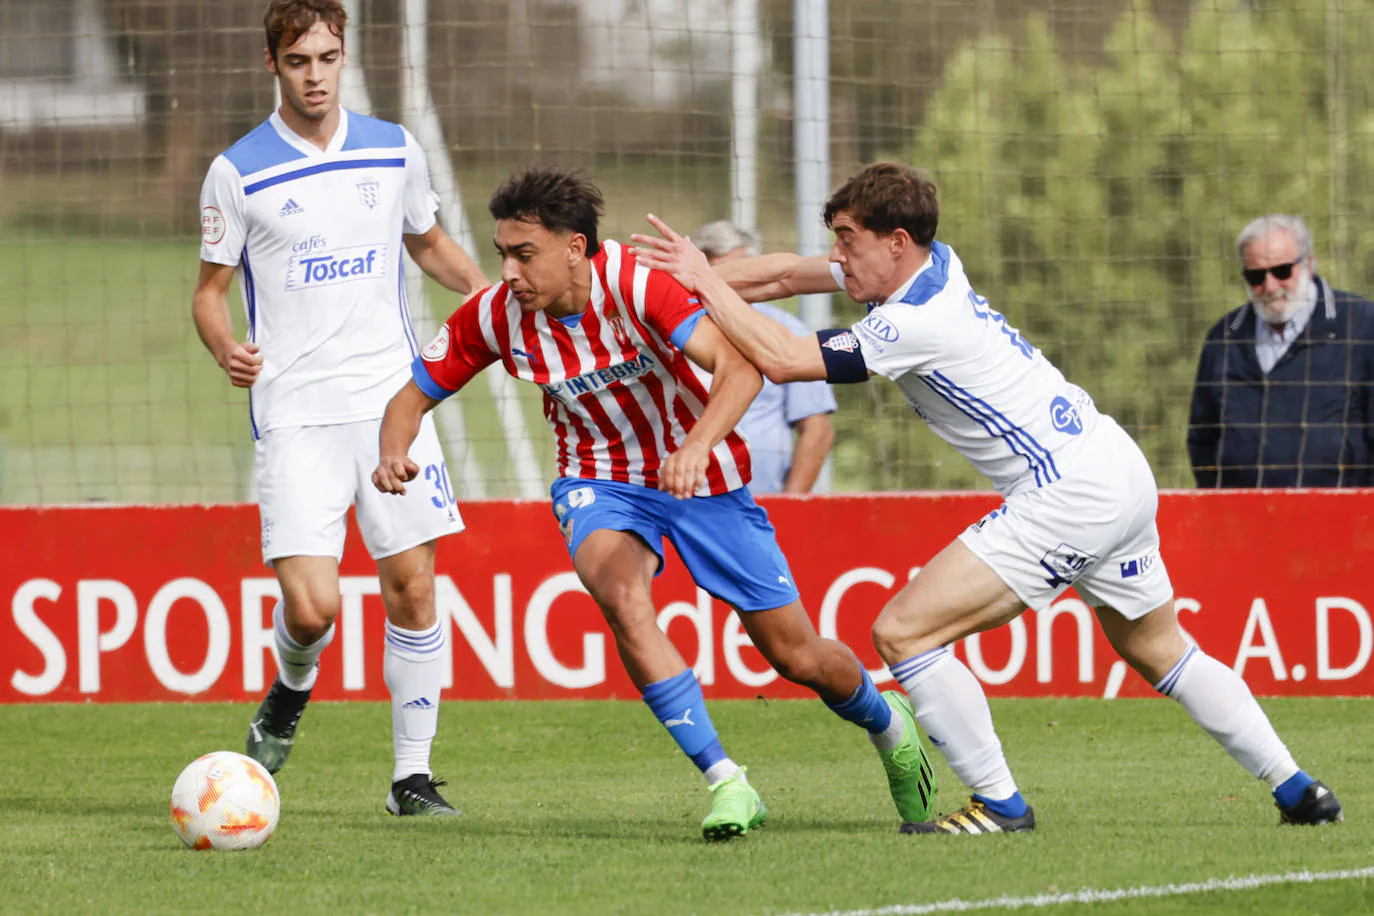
<box><xmin>2</xmin><ymin>491</ymin><xmax>1371</xmax><ymax>703</ymax></box>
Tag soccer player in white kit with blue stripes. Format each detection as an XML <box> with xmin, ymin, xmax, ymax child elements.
<box><xmin>632</xmin><ymin>162</ymin><xmax>1343</xmax><ymax>834</ymax></box>
<box><xmin>191</xmin><ymin>0</ymin><xmax>486</xmax><ymax>817</ymax></box>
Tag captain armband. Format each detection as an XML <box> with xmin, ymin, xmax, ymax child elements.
<box><xmin>816</xmin><ymin>329</ymin><xmax>870</xmax><ymax>383</ymax></box>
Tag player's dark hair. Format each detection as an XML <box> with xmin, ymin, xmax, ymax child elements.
<box><xmin>489</xmin><ymin>166</ymin><xmax>605</xmax><ymax>257</ymax></box>
<box><xmin>824</xmin><ymin>162</ymin><xmax>939</xmax><ymax>248</ymax></box>
<box><xmin>264</xmin><ymin>0</ymin><xmax>347</xmax><ymax>63</ymax></box>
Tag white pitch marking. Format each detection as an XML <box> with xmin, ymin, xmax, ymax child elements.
<box><xmin>783</xmin><ymin>866</ymin><xmax>1374</xmax><ymax>916</ymax></box>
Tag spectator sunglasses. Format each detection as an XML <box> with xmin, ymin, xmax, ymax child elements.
<box><xmin>1242</xmin><ymin>259</ymin><xmax>1303</xmax><ymax>286</ymax></box>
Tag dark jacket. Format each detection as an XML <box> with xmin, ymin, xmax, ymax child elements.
<box><xmin>1188</xmin><ymin>277</ymin><xmax>1374</xmax><ymax>487</ymax></box>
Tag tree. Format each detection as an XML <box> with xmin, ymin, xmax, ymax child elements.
<box><xmin>832</xmin><ymin>0</ymin><xmax>1374</xmax><ymax>491</ymax></box>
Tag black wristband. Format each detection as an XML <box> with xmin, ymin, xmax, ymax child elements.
<box><xmin>816</xmin><ymin>329</ymin><xmax>870</xmax><ymax>383</ymax></box>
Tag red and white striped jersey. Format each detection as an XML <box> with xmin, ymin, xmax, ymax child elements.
<box><xmin>412</xmin><ymin>240</ymin><xmax>752</xmax><ymax>495</ymax></box>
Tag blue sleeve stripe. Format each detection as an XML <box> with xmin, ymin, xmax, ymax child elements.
<box><xmin>243</xmin><ymin>158</ymin><xmax>405</xmax><ymax>196</ymax></box>
<box><xmin>411</xmin><ymin>356</ymin><xmax>456</xmax><ymax>400</ymax></box>
<box><xmin>241</xmin><ymin>246</ymin><xmax>257</xmax><ymax>341</ymax></box>
<box><xmin>396</xmin><ymin>253</ymin><xmax>418</xmax><ymax>357</ymax></box>
<box><xmin>668</xmin><ymin>308</ymin><xmax>707</xmax><ymax>350</ymax></box>
<box><xmin>241</xmin><ymin>246</ymin><xmax>260</xmax><ymax>441</ymax></box>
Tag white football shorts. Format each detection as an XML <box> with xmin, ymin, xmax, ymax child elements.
<box><xmin>255</xmin><ymin>414</ymin><xmax>464</xmax><ymax>565</ymax></box>
<box><xmin>958</xmin><ymin>416</ymin><xmax>1174</xmax><ymax>619</ymax></box>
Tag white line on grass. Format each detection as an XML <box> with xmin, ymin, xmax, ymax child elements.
<box><xmin>787</xmin><ymin>865</ymin><xmax>1374</xmax><ymax>916</ymax></box>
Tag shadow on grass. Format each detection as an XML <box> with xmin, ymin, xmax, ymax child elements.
<box><xmin>0</xmin><ymin>796</ymin><xmax>155</xmax><ymax>819</ymax></box>
<box><xmin>331</xmin><ymin>810</ymin><xmax>893</xmax><ymax>844</ymax></box>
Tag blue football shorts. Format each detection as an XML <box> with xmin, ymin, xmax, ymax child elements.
<box><xmin>549</xmin><ymin>477</ymin><xmax>800</xmax><ymax>612</ymax></box>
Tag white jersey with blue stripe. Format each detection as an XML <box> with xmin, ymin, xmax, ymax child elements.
<box><xmin>199</xmin><ymin>109</ymin><xmax>438</xmax><ymax>437</ymax></box>
<box><xmin>836</xmin><ymin>242</ymin><xmax>1101</xmax><ymax>496</ymax></box>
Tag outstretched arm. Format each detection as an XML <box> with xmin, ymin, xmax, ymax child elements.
<box><xmin>633</xmin><ymin>215</ymin><xmax>830</xmax><ymax>384</ymax></box>
<box><xmin>711</xmin><ymin>252</ymin><xmax>840</xmax><ymax>303</ymax></box>
<box><xmin>373</xmin><ymin>380</ymin><xmax>442</xmax><ymax>495</ymax></box>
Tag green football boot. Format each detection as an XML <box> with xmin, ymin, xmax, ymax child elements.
<box><xmin>875</xmin><ymin>690</ymin><xmax>936</xmax><ymax>823</ymax></box>
<box><xmin>245</xmin><ymin>676</ymin><xmax>312</xmax><ymax>775</ymax></box>
<box><xmin>701</xmin><ymin>768</ymin><xmax>767</xmax><ymax>841</ymax></box>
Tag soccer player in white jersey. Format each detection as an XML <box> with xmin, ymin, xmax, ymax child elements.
<box><xmin>632</xmin><ymin>161</ymin><xmax>1343</xmax><ymax>833</ymax></box>
<box><xmin>372</xmin><ymin>166</ymin><xmax>937</xmax><ymax>840</ymax></box>
<box><xmin>191</xmin><ymin>0</ymin><xmax>487</xmax><ymax>817</ymax></box>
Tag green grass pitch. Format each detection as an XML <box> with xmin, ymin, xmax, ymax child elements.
<box><xmin>0</xmin><ymin>698</ymin><xmax>1369</xmax><ymax>915</ymax></box>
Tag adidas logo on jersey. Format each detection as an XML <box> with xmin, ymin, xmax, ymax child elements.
<box><xmin>278</xmin><ymin>198</ymin><xmax>304</xmax><ymax>217</ymax></box>
<box><xmin>402</xmin><ymin>697</ymin><xmax>434</xmax><ymax>710</ymax></box>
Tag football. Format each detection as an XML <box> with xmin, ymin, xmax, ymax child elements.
<box><xmin>169</xmin><ymin>751</ymin><xmax>280</xmax><ymax>850</ymax></box>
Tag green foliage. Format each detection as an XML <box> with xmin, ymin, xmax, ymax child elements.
<box><xmin>834</xmin><ymin>0</ymin><xmax>1374</xmax><ymax>490</ymax></box>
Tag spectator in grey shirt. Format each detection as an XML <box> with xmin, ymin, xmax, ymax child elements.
<box><xmin>693</xmin><ymin>221</ymin><xmax>837</xmax><ymax>493</ymax></box>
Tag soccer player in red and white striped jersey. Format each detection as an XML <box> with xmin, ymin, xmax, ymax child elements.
<box><xmin>410</xmin><ymin>212</ymin><xmax>752</xmax><ymax>496</ymax></box>
<box><xmin>372</xmin><ymin>167</ymin><xmax>933</xmax><ymax>839</ymax></box>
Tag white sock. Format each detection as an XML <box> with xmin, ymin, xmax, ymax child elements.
<box><xmin>384</xmin><ymin>619</ymin><xmax>445</xmax><ymax>783</ymax></box>
<box><xmin>704</xmin><ymin>760</ymin><xmax>742</xmax><ymax>786</ymax></box>
<box><xmin>891</xmin><ymin>647</ymin><xmax>1019</xmax><ymax>799</ymax></box>
<box><xmin>1154</xmin><ymin>645</ymin><xmax>1297</xmax><ymax>782</ymax></box>
<box><xmin>868</xmin><ymin>711</ymin><xmax>906</xmax><ymax>753</ymax></box>
<box><xmin>273</xmin><ymin>600</ymin><xmax>334</xmax><ymax>692</ymax></box>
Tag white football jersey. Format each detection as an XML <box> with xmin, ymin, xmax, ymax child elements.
<box><xmin>830</xmin><ymin>243</ymin><xmax>1102</xmax><ymax>495</ymax></box>
<box><xmin>199</xmin><ymin>109</ymin><xmax>439</xmax><ymax>437</ymax></box>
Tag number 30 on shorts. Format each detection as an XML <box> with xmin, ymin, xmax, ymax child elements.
<box><xmin>424</xmin><ymin>462</ymin><xmax>455</xmax><ymax>508</ymax></box>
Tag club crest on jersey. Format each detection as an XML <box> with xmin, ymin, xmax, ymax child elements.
<box><xmin>422</xmin><ymin>325</ymin><xmax>451</xmax><ymax>362</ymax></box>
<box><xmin>357</xmin><ymin>177</ymin><xmax>380</xmax><ymax>209</ymax></box>
<box><xmin>609</xmin><ymin>315</ymin><xmax>633</xmax><ymax>348</ymax></box>
<box><xmin>822</xmin><ymin>331</ymin><xmax>860</xmax><ymax>353</ymax></box>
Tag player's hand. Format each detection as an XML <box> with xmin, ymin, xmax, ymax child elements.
<box><xmin>659</xmin><ymin>440</ymin><xmax>710</xmax><ymax>499</ymax></box>
<box><xmin>630</xmin><ymin>214</ymin><xmax>712</xmax><ymax>293</ymax></box>
<box><xmin>372</xmin><ymin>456</ymin><xmax>420</xmax><ymax>495</ymax></box>
<box><xmin>221</xmin><ymin>341</ymin><xmax>263</xmax><ymax>388</ymax></box>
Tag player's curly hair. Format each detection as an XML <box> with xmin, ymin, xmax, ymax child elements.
<box><xmin>489</xmin><ymin>166</ymin><xmax>605</xmax><ymax>257</ymax></box>
<box><xmin>264</xmin><ymin>0</ymin><xmax>346</xmax><ymax>63</ymax></box>
<box><xmin>824</xmin><ymin>162</ymin><xmax>939</xmax><ymax>247</ymax></box>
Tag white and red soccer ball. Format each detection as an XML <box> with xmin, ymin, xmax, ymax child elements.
<box><xmin>169</xmin><ymin>751</ymin><xmax>280</xmax><ymax>850</ymax></box>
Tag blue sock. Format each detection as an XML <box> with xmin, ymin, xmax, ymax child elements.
<box><xmin>642</xmin><ymin>669</ymin><xmax>727</xmax><ymax>774</ymax></box>
<box><xmin>1273</xmin><ymin>771</ymin><xmax>1315</xmax><ymax>809</ymax></box>
<box><xmin>825</xmin><ymin>668</ymin><xmax>892</xmax><ymax>733</ymax></box>
<box><xmin>973</xmin><ymin>791</ymin><xmax>1029</xmax><ymax>819</ymax></box>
